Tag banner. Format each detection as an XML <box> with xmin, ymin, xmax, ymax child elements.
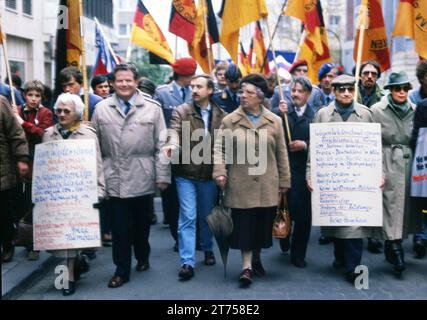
<box><xmin>32</xmin><ymin>140</ymin><xmax>101</xmax><ymax>251</ymax></box>
<box><xmin>310</xmin><ymin>122</ymin><xmax>383</xmax><ymax>227</ymax></box>
<box><xmin>411</xmin><ymin>128</ymin><xmax>427</xmax><ymax>197</ymax></box>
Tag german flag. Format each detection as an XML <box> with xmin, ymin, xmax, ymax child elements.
<box><xmin>238</xmin><ymin>42</ymin><xmax>252</xmax><ymax>76</ymax></box>
<box><xmin>54</xmin><ymin>0</ymin><xmax>83</xmax><ymax>97</ymax></box>
<box><xmin>393</xmin><ymin>0</ymin><xmax>427</xmax><ymax>59</ymax></box>
<box><xmin>188</xmin><ymin>0</ymin><xmax>219</xmax><ymax>73</ymax></box>
<box><xmin>130</xmin><ymin>1</ymin><xmax>175</xmax><ymax>65</ymax></box>
<box><xmin>354</xmin><ymin>0</ymin><xmax>390</xmax><ymax>71</ymax></box>
<box><xmin>169</xmin><ymin>0</ymin><xmax>198</xmax><ymax>43</ymax></box>
<box><xmin>248</xmin><ymin>21</ymin><xmax>270</xmax><ymax>74</ymax></box>
<box><xmin>286</xmin><ymin>0</ymin><xmax>331</xmax><ymax>84</ymax></box>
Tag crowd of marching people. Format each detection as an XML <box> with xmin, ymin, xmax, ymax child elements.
<box><xmin>1</xmin><ymin>56</ymin><xmax>426</xmax><ymax>296</ymax></box>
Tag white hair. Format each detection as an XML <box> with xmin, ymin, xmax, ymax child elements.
<box><xmin>54</xmin><ymin>93</ymin><xmax>85</xmax><ymax>120</ymax></box>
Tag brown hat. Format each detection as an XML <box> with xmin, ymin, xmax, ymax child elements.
<box><xmin>172</xmin><ymin>57</ymin><xmax>197</xmax><ymax>75</ymax></box>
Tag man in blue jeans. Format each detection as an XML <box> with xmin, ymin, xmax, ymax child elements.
<box><xmin>164</xmin><ymin>74</ymin><xmax>226</xmax><ymax>280</ymax></box>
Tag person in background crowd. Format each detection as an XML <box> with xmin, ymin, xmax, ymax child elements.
<box><xmin>211</xmin><ymin>63</ymin><xmax>242</xmax><ymax>114</ymax></box>
<box><xmin>165</xmin><ymin>74</ymin><xmax>226</xmax><ymax>281</ymax></box>
<box><xmin>43</xmin><ymin>93</ymin><xmax>105</xmax><ymax>296</ymax></box>
<box><xmin>42</xmin><ymin>85</ymin><xmax>54</xmax><ymax>110</ymax></box>
<box><xmin>309</xmin><ymin>62</ymin><xmax>337</xmax><ymax>112</ymax></box>
<box><xmin>356</xmin><ymin>60</ymin><xmax>384</xmax><ymax>108</ymax></box>
<box><xmin>306</xmin><ymin>75</ymin><xmax>376</xmax><ymax>283</ymax></box>
<box><xmin>214</xmin><ymin>74</ymin><xmax>291</xmax><ymax>287</ymax></box>
<box><xmin>154</xmin><ymin>57</ymin><xmax>197</xmax><ymax>252</ymax></box>
<box><xmin>5</xmin><ymin>75</ymin><xmax>25</xmax><ymax>97</ymax></box>
<box><xmin>13</xmin><ymin>80</ymin><xmax>54</xmax><ymax>260</ymax></box>
<box><xmin>214</xmin><ymin>61</ymin><xmax>229</xmax><ymax>93</ymax></box>
<box><xmin>0</xmin><ymin>79</ymin><xmax>25</xmax><ymax>106</ymax></box>
<box><xmin>371</xmin><ymin>71</ymin><xmax>421</xmax><ymax>277</ymax></box>
<box><xmin>0</xmin><ymin>96</ymin><xmax>29</xmax><ymax>263</ymax></box>
<box><xmin>410</xmin><ymin>96</ymin><xmax>427</xmax><ymax>258</ymax></box>
<box><xmin>276</xmin><ymin>77</ymin><xmax>315</xmax><ymax>267</ymax></box>
<box><xmin>92</xmin><ymin>63</ymin><xmax>170</xmax><ymax>288</ymax></box>
<box><xmin>91</xmin><ymin>75</ymin><xmax>111</xmax><ymax>99</ymax></box>
<box><xmin>59</xmin><ymin>67</ymin><xmax>103</xmax><ymax>120</ymax></box>
<box><xmin>409</xmin><ymin>60</ymin><xmax>427</xmax><ymax>105</ymax></box>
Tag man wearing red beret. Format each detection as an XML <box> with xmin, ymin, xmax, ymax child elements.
<box><xmin>154</xmin><ymin>57</ymin><xmax>197</xmax><ymax>253</ymax></box>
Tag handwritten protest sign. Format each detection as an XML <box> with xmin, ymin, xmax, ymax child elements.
<box><xmin>32</xmin><ymin>140</ymin><xmax>101</xmax><ymax>251</ymax></box>
<box><xmin>310</xmin><ymin>122</ymin><xmax>382</xmax><ymax>226</ymax></box>
<box><xmin>411</xmin><ymin>127</ymin><xmax>427</xmax><ymax>197</ymax></box>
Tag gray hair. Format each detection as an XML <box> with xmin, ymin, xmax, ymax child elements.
<box><xmin>292</xmin><ymin>76</ymin><xmax>313</xmax><ymax>93</ymax></box>
<box><xmin>54</xmin><ymin>93</ymin><xmax>85</xmax><ymax>120</ymax></box>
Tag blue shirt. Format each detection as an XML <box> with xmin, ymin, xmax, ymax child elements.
<box><xmin>117</xmin><ymin>93</ymin><xmax>137</xmax><ymax>115</ymax></box>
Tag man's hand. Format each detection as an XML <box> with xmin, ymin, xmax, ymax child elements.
<box><xmin>157</xmin><ymin>182</ymin><xmax>169</xmax><ymax>191</ymax></box>
<box><xmin>306</xmin><ymin>179</ymin><xmax>313</xmax><ymax>192</ymax></box>
<box><xmin>17</xmin><ymin>161</ymin><xmax>29</xmax><ymax>180</ymax></box>
<box><xmin>278</xmin><ymin>100</ymin><xmax>288</xmax><ymax>114</ymax></box>
<box><xmin>288</xmin><ymin>140</ymin><xmax>306</xmax><ymax>152</ymax></box>
<box><xmin>215</xmin><ymin>176</ymin><xmax>227</xmax><ymax>190</ymax></box>
<box><xmin>163</xmin><ymin>146</ymin><xmax>173</xmax><ymax>158</ymax></box>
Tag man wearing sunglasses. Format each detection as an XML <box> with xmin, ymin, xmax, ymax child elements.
<box><xmin>306</xmin><ymin>74</ymin><xmax>375</xmax><ymax>284</ymax></box>
<box><xmin>356</xmin><ymin>60</ymin><xmax>384</xmax><ymax>108</ymax></box>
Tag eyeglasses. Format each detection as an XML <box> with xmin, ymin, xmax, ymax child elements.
<box><xmin>391</xmin><ymin>85</ymin><xmax>411</xmax><ymax>93</ymax></box>
<box><xmin>337</xmin><ymin>86</ymin><xmax>355</xmax><ymax>93</ymax></box>
<box><xmin>362</xmin><ymin>71</ymin><xmax>378</xmax><ymax>77</ymax></box>
<box><xmin>55</xmin><ymin>108</ymin><xmax>72</xmax><ymax>115</ymax></box>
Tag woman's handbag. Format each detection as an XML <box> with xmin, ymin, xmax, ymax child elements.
<box><xmin>272</xmin><ymin>193</ymin><xmax>292</xmax><ymax>238</ymax></box>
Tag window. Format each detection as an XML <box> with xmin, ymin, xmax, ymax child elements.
<box><xmin>22</xmin><ymin>0</ymin><xmax>32</xmax><ymax>16</ymax></box>
<box><xmin>6</xmin><ymin>0</ymin><xmax>17</xmax><ymax>10</ymax></box>
<box><xmin>329</xmin><ymin>16</ymin><xmax>340</xmax><ymax>26</ymax></box>
<box><xmin>84</xmin><ymin>0</ymin><xmax>113</xmax><ymax>27</ymax></box>
<box><xmin>119</xmin><ymin>24</ymin><xmax>128</xmax><ymax>36</ymax></box>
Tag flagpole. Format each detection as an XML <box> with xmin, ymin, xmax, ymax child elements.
<box><xmin>264</xmin><ymin>18</ymin><xmax>292</xmax><ymax>142</ymax></box>
<box><xmin>293</xmin><ymin>29</ymin><xmax>306</xmax><ymax>62</ymax></box>
<box><xmin>175</xmin><ymin>35</ymin><xmax>178</xmax><ymax>59</ymax></box>
<box><xmin>202</xmin><ymin>0</ymin><xmax>213</xmax><ymax>73</ymax></box>
<box><xmin>354</xmin><ymin>6</ymin><xmax>368</xmax><ymax>102</ymax></box>
<box><xmin>94</xmin><ymin>17</ymin><xmax>119</xmax><ymax>64</ymax></box>
<box><xmin>0</xmin><ymin>13</ymin><xmax>16</xmax><ymax>106</ymax></box>
<box><xmin>79</xmin><ymin>0</ymin><xmax>89</xmax><ymax>121</ymax></box>
<box><xmin>260</xmin><ymin>0</ymin><xmax>287</xmax><ymax>73</ymax></box>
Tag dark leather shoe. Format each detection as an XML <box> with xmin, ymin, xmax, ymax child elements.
<box><xmin>108</xmin><ymin>276</ymin><xmax>128</xmax><ymax>288</ymax></box>
<box><xmin>413</xmin><ymin>239</ymin><xmax>426</xmax><ymax>258</ymax></box>
<box><xmin>392</xmin><ymin>249</ymin><xmax>405</xmax><ymax>277</ymax></box>
<box><xmin>291</xmin><ymin>258</ymin><xmax>307</xmax><ymax>268</ymax></box>
<box><xmin>136</xmin><ymin>260</ymin><xmax>150</xmax><ymax>272</ymax></box>
<box><xmin>62</xmin><ymin>281</ymin><xmax>76</xmax><ymax>296</ymax></box>
<box><xmin>318</xmin><ymin>236</ymin><xmax>333</xmax><ymax>245</ymax></box>
<box><xmin>2</xmin><ymin>242</ymin><xmax>15</xmax><ymax>263</ymax></box>
<box><xmin>178</xmin><ymin>264</ymin><xmax>194</xmax><ymax>280</ymax></box>
<box><xmin>279</xmin><ymin>237</ymin><xmax>290</xmax><ymax>253</ymax></box>
<box><xmin>252</xmin><ymin>260</ymin><xmax>266</xmax><ymax>276</ymax></box>
<box><xmin>239</xmin><ymin>268</ymin><xmax>253</xmax><ymax>286</ymax></box>
<box><xmin>367</xmin><ymin>238</ymin><xmax>382</xmax><ymax>254</ymax></box>
<box><xmin>345</xmin><ymin>272</ymin><xmax>360</xmax><ymax>284</ymax></box>
<box><xmin>204</xmin><ymin>251</ymin><xmax>216</xmax><ymax>266</ymax></box>
<box><xmin>81</xmin><ymin>249</ymin><xmax>96</xmax><ymax>260</ymax></box>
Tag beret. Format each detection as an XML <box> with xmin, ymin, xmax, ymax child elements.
<box><xmin>172</xmin><ymin>57</ymin><xmax>197</xmax><ymax>75</ymax></box>
<box><xmin>225</xmin><ymin>63</ymin><xmax>242</xmax><ymax>81</ymax></box>
<box><xmin>289</xmin><ymin>59</ymin><xmax>308</xmax><ymax>74</ymax></box>
<box><xmin>318</xmin><ymin>62</ymin><xmax>335</xmax><ymax>81</ymax></box>
<box><xmin>240</xmin><ymin>74</ymin><xmax>269</xmax><ymax>95</ymax></box>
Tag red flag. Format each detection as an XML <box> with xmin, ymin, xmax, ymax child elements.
<box><xmin>169</xmin><ymin>0</ymin><xmax>198</xmax><ymax>43</ymax></box>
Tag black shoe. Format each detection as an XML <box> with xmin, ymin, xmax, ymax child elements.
<box><xmin>239</xmin><ymin>268</ymin><xmax>253</xmax><ymax>287</ymax></box>
<box><xmin>173</xmin><ymin>242</ymin><xmax>178</xmax><ymax>252</ymax></box>
<box><xmin>367</xmin><ymin>238</ymin><xmax>382</xmax><ymax>254</ymax></box>
<box><xmin>291</xmin><ymin>258</ymin><xmax>307</xmax><ymax>268</ymax></box>
<box><xmin>392</xmin><ymin>249</ymin><xmax>405</xmax><ymax>277</ymax></box>
<box><xmin>178</xmin><ymin>264</ymin><xmax>194</xmax><ymax>280</ymax></box>
<box><xmin>2</xmin><ymin>242</ymin><xmax>15</xmax><ymax>263</ymax></box>
<box><xmin>204</xmin><ymin>251</ymin><xmax>216</xmax><ymax>266</ymax></box>
<box><xmin>332</xmin><ymin>259</ymin><xmax>345</xmax><ymax>269</ymax></box>
<box><xmin>384</xmin><ymin>240</ymin><xmax>393</xmax><ymax>264</ymax></box>
<box><xmin>81</xmin><ymin>250</ymin><xmax>96</xmax><ymax>260</ymax></box>
<box><xmin>62</xmin><ymin>281</ymin><xmax>76</xmax><ymax>296</ymax></box>
<box><xmin>252</xmin><ymin>260</ymin><xmax>266</xmax><ymax>276</ymax></box>
<box><xmin>345</xmin><ymin>272</ymin><xmax>360</xmax><ymax>284</ymax></box>
<box><xmin>318</xmin><ymin>236</ymin><xmax>333</xmax><ymax>245</ymax></box>
<box><xmin>413</xmin><ymin>240</ymin><xmax>426</xmax><ymax>259</ymax></box>
<box><xmin>279</xmin><ymin>237</ymin><xmax>290</xmax><ymax>253</ymax></box>
<box><xmin>136</xmin><ymin>260</ymin><xmax>150</xmax><ymax>272</ymax></box>
<box><xmin>74</xmin><ymin>253</ymin><xmax>90</xmax><ymax>280</ymax></box>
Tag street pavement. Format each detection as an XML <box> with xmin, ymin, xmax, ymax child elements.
<box><xmin>6</xmin><ymin>198</ymin><xmax>427</xmax><ymax>300</ymax></box>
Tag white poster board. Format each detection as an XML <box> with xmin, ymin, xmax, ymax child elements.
<box><xmin>411</xmin><ymin>127</ymin><xmax>427</xmax><ymax>197</ymax></box>
<box><xmin>310</xmin><ymin>122</ymin><xmax>383</xmax><ymax>226</ymax></box>
<box><xmin>32</xmin><ymin>140</ymin><xmax>101</xmax><ymax>251</ymax></box>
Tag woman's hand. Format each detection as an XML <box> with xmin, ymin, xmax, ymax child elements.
<box><xmin>215</xmin><ymin>176</ymin><xmax>227</xmax><ymax>190</ymax></box>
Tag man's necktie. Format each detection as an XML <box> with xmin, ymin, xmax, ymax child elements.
<box><xmin>181</xmin><ymin>87</ymin><xmax>186</xmax><ymax>102</ymax></box>
<box><xmin>124</xmin><ymin>101</ymin><xmax>131</xmax><ymax>115</ymax></box>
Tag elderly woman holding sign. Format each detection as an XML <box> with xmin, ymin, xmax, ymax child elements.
<box><xmin>371</xmin><ymin>72</ymin><xmax>421</xmax><ymax>277</ymax></box>
<box><xmin>213</xmin><ymin>74</ymin><xmax>291</xmax><ymax>287</ymax></box>
<box><xmin>42</xmin><ymin>93</ymin><xmax>105</xmax><ymax>296</ymax></box>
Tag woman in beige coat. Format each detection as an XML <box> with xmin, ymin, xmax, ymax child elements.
<box><xmin>371</xmin><ymin>72</ymin><xmax>420</xmax><ymax>277</ymax></box>
<box><xmin>213</xmin><ymin>74</ymin><xmax>291</xmax><ymax>287</ymax></box>
<box><xmin>43</xmin><ymin>93</ymin><xmax>105</xmax><ymax>295</ymax></box>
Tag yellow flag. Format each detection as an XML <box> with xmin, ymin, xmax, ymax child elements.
<box><xmin>220</xmin><ymin>0</ymin><xmax>268</xmax><ymax>64</ymax></box>
<box><xmin>67</xmin><ymin>0</ymin><xmax>83</xmax><ymax>68</ymax></box>
<box><xmin>393</xmin><ymin>0</ymin><xmax>427</xmax><ymax>59</ymax></box>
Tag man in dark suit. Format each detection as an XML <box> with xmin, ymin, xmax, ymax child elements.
<box><xmin>154</xmin><ymin>58</ymin><xmax>197</xmax><ymax>251</ymax></box>
<box><xmin>211</xmin><ymin>63</ymin><xmax>242</xmax><ymax>114</ymax></box>
<box><xmin>276</xmin><ymin>76</ymin><xmax>315</xmax><ymax>268</ymax></box>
